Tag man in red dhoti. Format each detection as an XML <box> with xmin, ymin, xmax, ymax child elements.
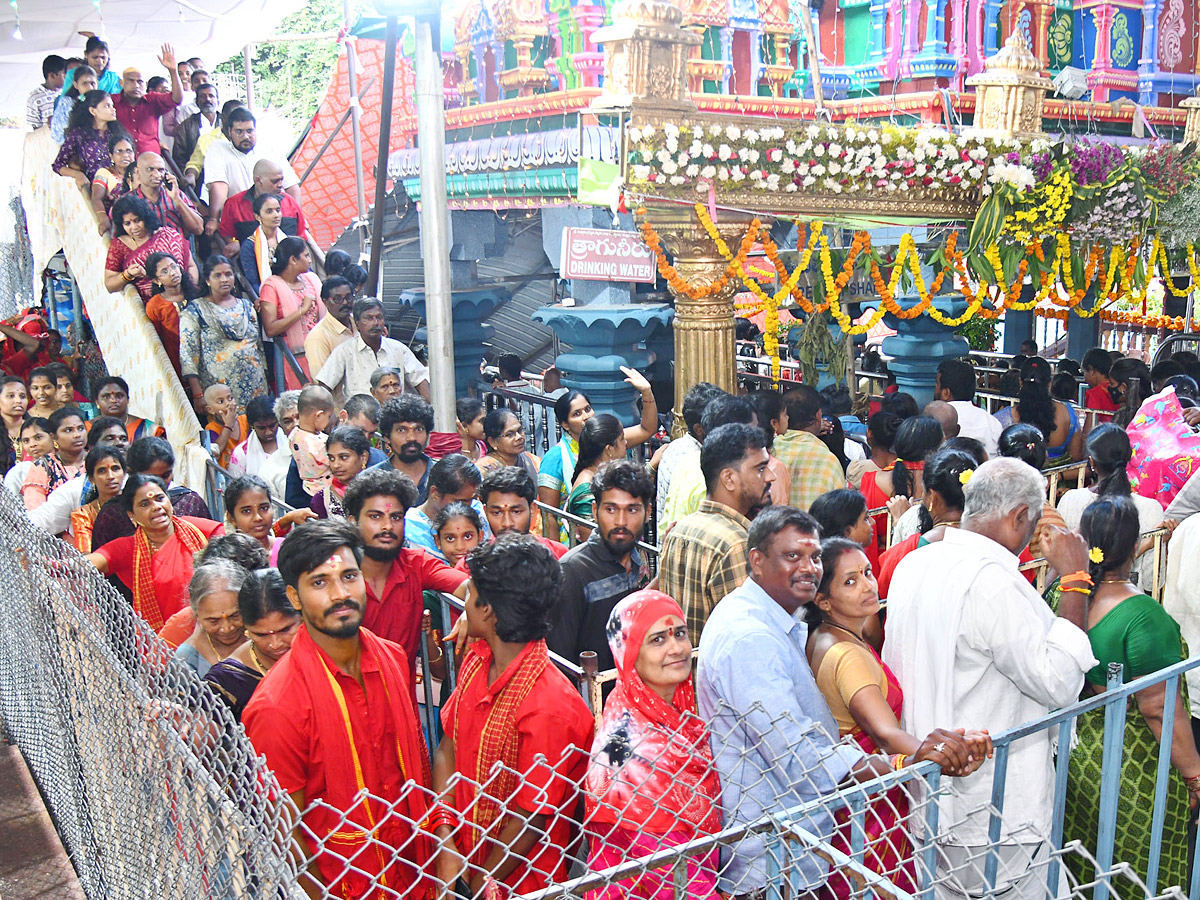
<box><xmin>243</xmin><ymin>519</ymin><xmax>433</xmax><ymax>899</ymax></box>
<box><xmin>431</xmin><ymin>534</ymin><xmax>594</xmax><ymax>897</ymax></box>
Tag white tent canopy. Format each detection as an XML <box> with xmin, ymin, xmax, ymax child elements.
<box><xmin>0</xmin><ymin>0</ymin><xmax>305</xmax><ymax>117</ymax></box>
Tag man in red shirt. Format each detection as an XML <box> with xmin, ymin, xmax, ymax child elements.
<box><xmin>343</xmin><ymin>468</ymin><xmax>469</xmax><ymax>681</ymax></box>
<box><xmin>217</xmin><ymin>158</ymin><xmax>308</xmax><ymax>253</ymax></box>
<box><xmin>1082</xmin><ymin>347</ymin><xmax>1120</xmax><ymax>422</ymax></box>
<box><xmin>243</xmin><ymin>520</ymin><xmax>433</xmax><ymax>899</ymax></box>
<box><xmin>431</xmin><ymin>534</ymin><xmax>593</xmax><ymax>896</ymax></box>
<box><xmin>112</xmin><ymin>43</ymin><xmax>182</xmax><ymax>155</ymax></box>
<box><xmin>477</xmin><ymin>465</ymin><xmax>567</xmax><ymax>560</ymax></box>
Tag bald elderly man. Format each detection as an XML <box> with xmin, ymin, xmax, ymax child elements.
<box><xmin>923</xmin><ymin>399</ymin><xmax>960</xmax><ymax>441</ymax></box>
<box><xmin>218</xmin><ymin>158</ymin><xmax>308</xmax><ymax>254</ymax></box>
<box><xmin>112</xmin><ymin>43</ymin><xmax>182</xmax><ymax>155</ymax></box>
<box><xmin>131</xmin><ymin>152</ymin><xmax>203</xmax><ymax>236</ymax></box>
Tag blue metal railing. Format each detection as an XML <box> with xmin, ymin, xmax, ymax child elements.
<box><xmin>510</xmin><ymin>655</ymin><xmax>1200</xmax><ymax>900</ymax></box>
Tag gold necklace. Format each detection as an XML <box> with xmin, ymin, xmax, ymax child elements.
<box><xmin>823</xmin><ymin>621</ymin><xmax>869</xmax><ymax>646</ymax></box>
<box><xmin>204</xmin><ymin>629</ymin><xmax>234</xmax><ymax>663</ymax></box>
<box><xmin>248</xmin><ymin>644</ymin><xmax>268</xmax><ymax>675</ymax></box>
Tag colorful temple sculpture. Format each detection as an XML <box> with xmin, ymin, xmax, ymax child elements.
<box><xmin>312</xmin><ymin>0</ymin><xmax>1200</xmax><ymax>420</ymax></box>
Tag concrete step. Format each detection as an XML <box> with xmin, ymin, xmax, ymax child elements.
<box><xmin>0</xmin><ymin>744</ymin><xmax>86</xmax><ymax>899</ymax></box>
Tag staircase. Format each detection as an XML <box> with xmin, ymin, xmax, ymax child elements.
<box><xmin>20</xmin><ymin>130</ymin><xmax>208</xmax><ymax>491</ymax></box>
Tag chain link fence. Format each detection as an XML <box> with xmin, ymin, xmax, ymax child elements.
<box><xmin>0</xmin><ymin>477</ymin><xmax>1196</xmax><ymax>900</ymax></box>
<box><xmin>0</xmin><ymin>486</ymin><xmax>298</xmax><ymax>898</ymax></box>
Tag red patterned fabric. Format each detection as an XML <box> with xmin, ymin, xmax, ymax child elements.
<box><xmin>289</xmin><ymin>41</ymin><xmax>417</xmax><ymax>248</ymax></box>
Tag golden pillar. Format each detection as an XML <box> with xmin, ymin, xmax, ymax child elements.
<box><xmin>648</xmin><ymin>206</ymin><xmax>761</xmax><ymax>424</ymax></box>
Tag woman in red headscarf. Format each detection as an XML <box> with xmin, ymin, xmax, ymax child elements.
<box><xmin>583</xmin><ymin>589</ymin><xmax>722</xmax><ymax>900</ymax></box>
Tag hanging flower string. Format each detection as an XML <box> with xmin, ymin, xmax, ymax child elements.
<box><xmin>635</xmin><ymin>205</ymin><xmax>1192</xmax><ymax>337</ymax></box>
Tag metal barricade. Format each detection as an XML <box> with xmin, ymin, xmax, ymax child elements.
<box><xmin>1</xmin><ymin>474</ymin><xmax>1196</xmax><ymax>900</ymax></box>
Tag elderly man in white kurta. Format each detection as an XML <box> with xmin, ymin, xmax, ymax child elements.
<box><xmin>884</xmin><ymin>457</ymin><xmax>1097</xmax><ymax>900</ymax></box>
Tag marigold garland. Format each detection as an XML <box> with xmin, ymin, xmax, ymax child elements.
<box><xmin>637</xmin><ymin>206</ymin><xmax>760</xmax><ymax>301</ymax></box>
<box><xmin>636</xmin><ymin>207</ymin><xmax>1197</xmax><ymax>338</ymax></box>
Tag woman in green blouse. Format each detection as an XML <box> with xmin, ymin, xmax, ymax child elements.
<box><xmin>1064</xmin><ymin>495</ymin><xmax>1200</xmax><ymax>889</ymax></box>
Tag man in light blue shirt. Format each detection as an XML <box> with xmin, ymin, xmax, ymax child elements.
<box><xmin>697</xmin><ymin>506</ymin><xmax>885</xmax><ymax>896</ymax></box>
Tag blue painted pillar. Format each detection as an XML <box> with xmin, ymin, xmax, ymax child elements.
<box><xmin>1003</xmin><ymin>311</ymin><xmax>1035</xmax><ymax>355</ymax></box>
<box><xmin>532</xmin><ymin>305</ymin><xmax>674</xmax><ymax>425</ymax></box>
<box><xmin>881</xmin><ymin>293</ymin><xmax>970</xmax><ymax>406</ymax></box>
<box><xmin>400</xmin><ymin>288</ymin><xmax>510</xmax><ymax>397</ymax></box>
<box><xmin>536</xmin><ymin>207</ymin><xmax>673</xmax><ymax>424</ymax></box>
<box><xmin>868</xmin><ymin>0</ymin><xmax>889</xmax><ymax>63</ymax></box>
<box><xmin>1067</xmin><ymin>289</ymin><xmax>1102</xmax><ymax>363</ymax></box>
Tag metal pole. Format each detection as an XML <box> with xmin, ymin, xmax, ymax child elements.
<box><xmin>414</xmin><ymin>14</ymin><xmax>456</xmax><ymax>431</ymax></box>
<box><xmin>797</xmin><ymin>5</ymin><xmax>827</xmax><ymax>120</ymax></box>
<box><xmin>366</xmin><ymin>15</ymin><xmax>399</xmax><ymax>298</ymax></box>
<box><xmin>342</xmin><ymin>0</ymin><xmax>369</xmax><ymax>258</ymax></box>
<box><xmin>242</xmin><ymin>44</ymin><xmax>255</xmax><ymax>109</ymax></box>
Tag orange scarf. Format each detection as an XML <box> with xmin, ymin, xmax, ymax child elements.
<box><xmin>288</xmin><ymin>625</ymin><xmax>432</xmax><ymax>898</ymax></box>
<box><xmin>451</xmin><ymin>639</ymin><xmax>548</xmax><ymax>853</ymax></box>
<box><xmin>131</xmin><ymin>516</ymin><xmax>208</xmax><ymax>630</ymax></box>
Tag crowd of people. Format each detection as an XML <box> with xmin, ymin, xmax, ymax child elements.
<box><xmin>20</xmin><ymin>42</ymin><xmax>1200</xmax><ymax>900</ymax></box>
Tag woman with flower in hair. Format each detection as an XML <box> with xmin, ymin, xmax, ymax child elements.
<box><xmin>876</xmin><ymin>447</ymin><xmax>979</xmax><ymax>599</ymax></box>
<box><xmin>1062</xmin><ymin>495</ymin><xmax>1200</xmax><ymax>888</ymax></box>
<box><xmin>584</xmin><ymin>589</ymin><xmax>722</xmax><ymax>899</ymax></box>
<box><xmin>1057</xmin><ymin>424</ymin><xmax>1166</xmax><ymax>588</ymax></box>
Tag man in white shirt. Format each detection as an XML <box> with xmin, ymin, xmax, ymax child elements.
<box><xmin>935</xmin><ymin>358</ymin><xmax>1003</xmax><ymax>458</ymax></box>
<box><xmin>202</xmin><ymin>107</ymin><xmax>301</xmax><ymax>238</ymax></box>
<box><xmin>884</xmin><ymin>457</ymin><xmax>1096</xmax><ymax>900</ymax></box>
<box><xmin>316</xmin><ymin>298</ymin><xmax>430</xmax><ymax>402</ymax></box>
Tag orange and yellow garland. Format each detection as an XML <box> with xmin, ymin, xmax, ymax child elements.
<box><xmin>636</xmin><ymin>206</ymin><xmax>1199</xmax><ymax>382</ymax></box>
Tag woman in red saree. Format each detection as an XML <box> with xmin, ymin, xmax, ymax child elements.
<box><xmin>86</xmin><ymin>473</ymin><xmax>224</xmax><ymax>630</ymax></box>
<box><xmin>584</xmin><ymin>589</ymin><xmax>722</xmax><ymax>900</ymax></box>
<box><xmin>103</xmin><ymin>194</ymin><xmax>197</xmax><ymax>302</ymax></box>
<box><xmin>860</xmin><ymin>415</ymin><xmax>941</xmax><ymax>554</ymax></box>
<box><xmin>807</xmin><ymin>538</ymin><xmax>993</xmax><ymax>900</ymax></box>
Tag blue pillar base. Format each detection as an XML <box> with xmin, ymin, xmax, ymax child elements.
<box><xmin>532</xmin><ymin>304</ymin><xmax>674</xmax><ymax>425</ymax></box>
<box><xmin>399</xmin><ymin>288</ymin><xmax>511</xmax><ymax>397</ymax></box>
<box><xmin>1003</xmin><ymin>308</ymin><xmax>1035</xmax><ymax>356</ymax></box>
<box><xmin>1067</xmin><ymin>288</ymin><xmax>1101</xmax><ymax>362</ymax></box>
<box><xmin>881</xmin><ymin>295</ymin><xmax>971</xmax><ymax>406</ymax></box>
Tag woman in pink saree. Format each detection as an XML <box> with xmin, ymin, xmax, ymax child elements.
<box><xmin>257</xmin><ymin>236</ymin><xmax>323</xmax><ymax>390</ymax></box>
<box><xmin>584</xmin><ymin>590</ymin><xmax>722</xmax><ymax>900</ymax></box>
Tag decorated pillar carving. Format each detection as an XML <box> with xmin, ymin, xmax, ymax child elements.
<box><xmin>947</xmin><ymin>0</ymin><xmax>968</xmax><ymax>86</ymax></box>
<box><xmin>589</xmin><ymin>0</ymin><xmax>702</xmax><ymax>115</ymax></box>
<box><xmin>1032</xmin><ymin>2</ymin><xmax>1053</xmax><ymax>69</ymax></box>
<box><xmin>1089</xmin><ymin>3</ymin><xmax>1116</xmax><ymax>100</ymax></box>
<box><xmin>645</xmin><ymin>206</ymin><xmax>761</xmax><ymax>417</ymax></box>
<box><xmin>965</xmin><ymin>33</ymin><xmax>1052</xmax><ymax>139</ymax></box>
<box><xmin>1181</xmin><ymin>95</ymin><xmax>1200</xmax><ymax>143</ymax></box>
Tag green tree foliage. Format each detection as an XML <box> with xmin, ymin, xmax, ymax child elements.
<box><xmin>216</xmin><ymin>0</ymin><xmax>367</xmax><ymax>132</ymax></box>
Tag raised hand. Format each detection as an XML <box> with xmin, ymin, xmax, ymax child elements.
<box><xmin>620</xmin><ymin>365</ymin><xmax>651</xmax><ymax>394</ymax></box>
<box><xmin>158</xmin><ymin>43</ymin><xmax>177</xmax><ymax>73</ymax></box>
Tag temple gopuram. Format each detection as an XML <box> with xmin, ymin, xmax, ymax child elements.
<box><xmin>298</xmin><ymin>0</ymin><xmax>1200</xmax><ymax>420</ymax></box>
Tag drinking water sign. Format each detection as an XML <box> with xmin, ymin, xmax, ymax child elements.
<box><xmin>560</xmin><ymin>227</ymin><xmax>657</xmax><ymax>283</ymax></box>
